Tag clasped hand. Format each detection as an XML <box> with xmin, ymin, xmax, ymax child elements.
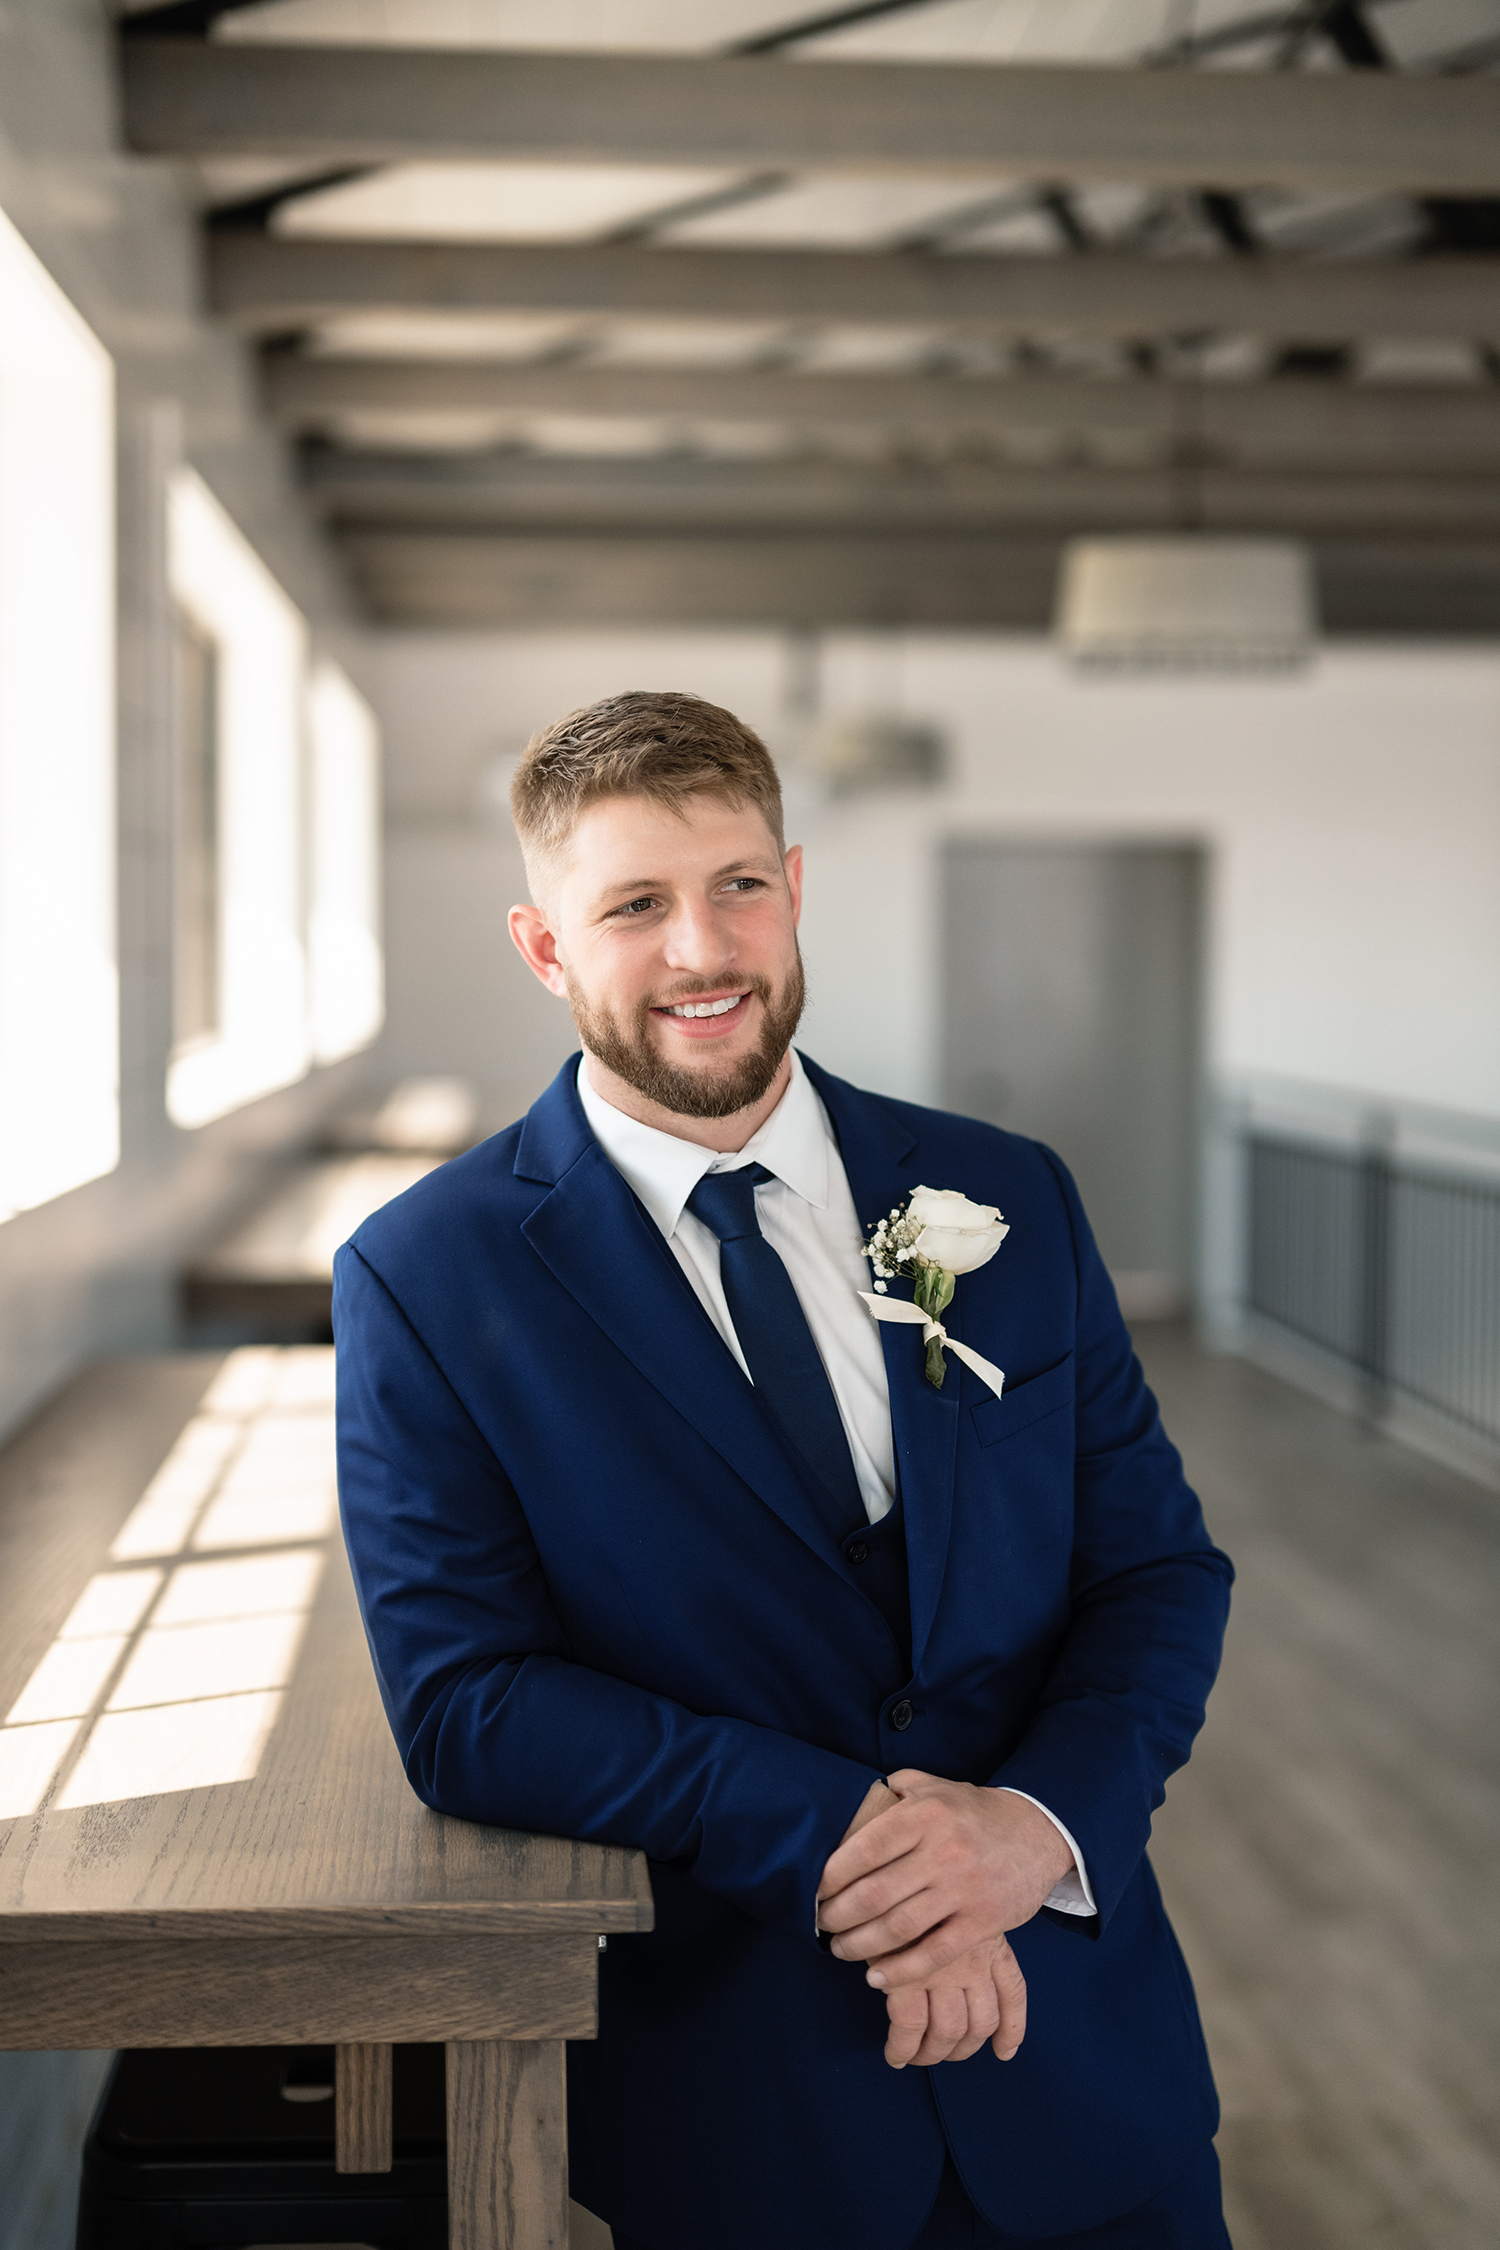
<box><xmin>815</xmin><ymin>1771</ymin><xmax>1074</xmax><ymax>2072</ymax></box>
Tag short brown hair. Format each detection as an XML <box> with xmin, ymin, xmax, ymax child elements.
<box><xmin>511</xmin><ymin>690</ymin><xmax>784</xmax><ymax>890</ymax></box>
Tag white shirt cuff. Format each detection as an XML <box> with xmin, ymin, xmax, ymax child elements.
<box><xmin>997</xmin><ymin>1788</ymin><xmax>1098</xmax><ymax>1918</ymax></box>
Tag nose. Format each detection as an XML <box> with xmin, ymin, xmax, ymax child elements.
<box><xmin>661</xmin><ymin>893</ymin><xmax>734</xmax><ymax>978</ymax></box>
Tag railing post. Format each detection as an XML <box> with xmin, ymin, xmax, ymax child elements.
<box><xmin>1356</xmin><ymin>1110</ymin><xmax>1396</xmax><ymax>1424</ymax></box>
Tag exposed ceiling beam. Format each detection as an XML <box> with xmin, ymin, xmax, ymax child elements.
<box><xmin>120</xmin><ymin>40</ymin><xmax>1500</xmax><ymax>195</ymax></box>
<box><xmin>264</xmin><ymin>356</ymin><xmax>1500</xmax><ymax>470</ymax></box>
<box><xmin>211</xmin><ymin>234</ymin><xmax>1500</xmax><ymax>345</ymax></box>
<box><xmin>337</xmin><ymin>525</ymin><xmax>1500</xmax><ymax>636</ymax></box>
<box><xmin>299</xmin><ymin>446</ymin><xmax>1500</xmax><ymax>543</ymax></box>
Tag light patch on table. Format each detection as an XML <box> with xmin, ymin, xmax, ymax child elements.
<box><xmin>267</xmin><ymin>1345</ymin><xmax>339</xmax><ymax>1411</ymax></box>
<box><xmin>202</xmin><ymin>1344</ymin><xmax>282</xmax><ymax>1418</ymax></box>
<box><xmin>5</xmin><ymin>1636</ymin><xmax>130</xmax><ymax>1725</ymax></box>
<box><xmin>110</xmin><ymin>1414</ymin><xmax>244</xmax><ymax>1559</ymax></box>
<box><xmin>57</xmin><ymin>1567</ymin><xmax>164</xmax><ymax>1640</ymax></box>
<box><xmin>152</xmin><ymin>1549</ymin><xmax>324</xmax><ymax>1626</ymax></box>
<box><xmin>0</xmin><ymin>1347</ymin><xmax>337</xmax><ymax>1824</ymax></box>
<box><xmin>0</xmin><ymin>1719</ymin><xmax>85</xmax><ymax>1820</ymax></box>
<box><xmin>193</xmin><ymin>1411</ymin><xmax>339</xmax><ymax>1548</ymax></box>
<box><xmin>106</xmin><ymin>1610</ymin><xmax>311</xmax><ymax>1710</ymax></box>
<box><xmin>192</xmin><ymin>1483</ymin><xmax>338</xmax><ymax>1550</ymax></box>
<box><xmin>56</xmin><ymin>1690</ymin><xmax>285</xmax><ymax>1810</ymax></box>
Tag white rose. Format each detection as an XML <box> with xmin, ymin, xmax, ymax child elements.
<box><xmin>908</xmin><ymin>1185</ymin><xmax>1009</xmax><ymax>1275</ymax></box>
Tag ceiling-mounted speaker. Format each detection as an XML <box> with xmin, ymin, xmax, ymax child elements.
<box><xmin>1056</xmin><ymin>537</ymin><xmax>1317</xmax><ymax>674</ymax></box>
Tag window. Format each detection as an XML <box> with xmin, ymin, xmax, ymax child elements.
<box><xmin>165</xmin><ymin>470</ymin><xmax>311</xmax><ymax>1128</ymax></box>
<box><xmin>173</xmin><ymin>608</ymin><xmax>221</xmax><ymax>1051</ymax></box>
<box><xmin>307</xmin><ymin>660</ymin><xmax>383</xmax><ymax>1064</ymax></box>
<box><xmin>0</xmin><ymin>207</ymin><xmax>117</xmax><ymax>1220</ymax></box>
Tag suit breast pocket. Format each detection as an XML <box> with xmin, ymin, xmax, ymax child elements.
<box><xmin>971</xmin><ymin>1353</ymin><xmax>1075</xmax><ymax>1450</ymax></box>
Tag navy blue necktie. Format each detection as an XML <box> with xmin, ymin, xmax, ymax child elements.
<box><xmin>686</xmin><ymin>1164</ymin><xmax>865</xmax><ymax>1539</ymax></box>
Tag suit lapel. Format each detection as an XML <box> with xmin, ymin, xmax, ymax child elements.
<box><xmin>516</xmin><ymin>1060</ymin><xmax>853</xmax><ymax>1574</ymax></box>
<box><xmin>805</xmin><ymin>1059</ymin><xmax>961</xmax><ymax>1678</ymax></box>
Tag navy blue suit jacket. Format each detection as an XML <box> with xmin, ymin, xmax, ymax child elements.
<box><xmin>334</xmin><ymin>1054</ymin><xmax>1233</xmax><ymax>2249</ymax></box>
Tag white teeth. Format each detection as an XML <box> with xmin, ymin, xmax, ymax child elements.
<box><xmin>667</xmin><ymin>994</ymin><xmax>745</xmax><ymax>1018</ymax></box>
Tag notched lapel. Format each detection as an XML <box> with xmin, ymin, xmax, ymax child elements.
<box><xmin>807</xmin><ymin>1061</ymin><xmax>959</xmax><ymax>1678</ymax></box>
<box><xmin>521</xmin><ymin>1140</ymin><xmax>852</xmax><ymax>1575</ymax></box>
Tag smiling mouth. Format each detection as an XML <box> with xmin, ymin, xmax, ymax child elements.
<box><xmin>654</xmin><ymin>992</ymin><xmax>750</xmax><ymax>1021</ymax></box>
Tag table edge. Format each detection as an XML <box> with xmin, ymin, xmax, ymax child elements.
<box><xmin>0</xmin><ymin>1898</ymin><xmax>656</xmax><ymax>1942</ymax></box>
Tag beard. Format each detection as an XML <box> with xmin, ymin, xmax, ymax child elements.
<box><xmin>566</xmin><ymin>951</ymin><xmax>807</xmax><ymax>1120</ymax></box>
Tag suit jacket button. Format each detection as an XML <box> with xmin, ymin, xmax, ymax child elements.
<box><xmin>846</xmin><ymin>1540</ymin><xmax>869</xmax><ymax>1565</ymax></box>
<box><xmin>890</xmin><ymin>1699</ymin><xmax>914</xmax><ymax>1732</ymax></box>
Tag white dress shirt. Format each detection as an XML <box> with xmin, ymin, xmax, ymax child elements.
<box><xmin>577</xmin><ymin>1051</ymin><xmax>1097</xmax><ymax>1918</ymax></box>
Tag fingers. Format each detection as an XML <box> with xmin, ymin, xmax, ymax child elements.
<box><xmin>819</xmin><ymin>1852</ymin><xmax>928</xmax><ymax>1936</ymax></box>
<box><xmin>861</xmin><ymin>1913</ymin><xmax>979</xmax><ymax>1989</ymax></box>
<box><xmin>817</xmin><ymin>1797</ymin><xmax>923</xmax><ymax>1902</ymax></box>
<box><xmin>883</xmin><ymin>1983</ymin><xmax>930</xmax><ymax>2070</ymax></box>
<box><xmin>989</xmin><ymin>1939</ymin><xmax>1028</xmax><ymax>2062</ymax></box>
<box><xmin>883</xmin><ymin>1768</ymin><xmax>943</xmax><ymax>1797</ymax></box>
<box><xmin>883</xmin><ymin>1949</ymin><xmax>1007</xmax><ymax>2070</ymax></box>
<box><xmin>826</xmin><ymin>1885</ymin><xmax>946</xmax><ymax>1962</ymax></box>
<box><xmin>945</xmin><ymin>1974</ymin><xmax>1002</xmax><ymax>2064</ymax></box>
<box><xmin>903</xmin><ymin>1977</ymin><xmax>969</xmax><ymax>2068</ymax></box>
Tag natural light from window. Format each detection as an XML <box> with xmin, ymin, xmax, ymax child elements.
<box><xmin>0</xmin><ymin>1348</ymin><xmax>336</xmax><ymax>1820</ymax></box>
<box><xmin>0</xmin><ymin>204</ymin><xmax>117</xmax><ymax>1221</ymax></box>
<box><xmin>165</xmin><ymin>472</ymin><xmax>312</xmax><ymax>1129</ymax></box>
<box><xmin>308</xmin><ymin>659</ymin><xmax>384</xmax><ymax>1064</ymax></box>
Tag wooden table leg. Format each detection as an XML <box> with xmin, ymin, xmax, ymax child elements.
<box><xmin>335</xmin><ymin>2042</ymin><xmax>394</xmax><ymax>2172</ymax></box>
<box><xmin>446</xmin><ymin>2037</ymin><xmax>569</xmax><ymax>2250</ymax></box>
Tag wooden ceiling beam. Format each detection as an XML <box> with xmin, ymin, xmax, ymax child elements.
<box><xmin>299</xmin><ymin>447</ymin><xmax>1500</xmax><ymax>542</ymax></box>
<box><xmin>264</xmin><ymin>355</ymin><xmax>1500</xmax><ymax>469</ymax></box>
<box><xmin>211</xmin><ymin>233</ymin><xmax>1500</xmax><ymax>345</ymax></box>
<box><xmin>337</xmin><ymin>525</ymin><xmax>1500</xmax><ymax>636</ymax></box>
<box><xmin>121</xmin><ymin>40</ymin><xmax>1500</xmax><ymax>195</ymax></box>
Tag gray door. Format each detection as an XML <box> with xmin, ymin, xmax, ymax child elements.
<box><xmin>940</xmin><ymin>841</ymin><xmax>1203</xmax><ymax>1318</ymax></box>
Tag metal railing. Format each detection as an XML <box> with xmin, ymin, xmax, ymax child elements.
<box><xmin>1247</xmin><ymin>1125</ymin><xmax>1500</xmax><ymax>1445</ymax></box>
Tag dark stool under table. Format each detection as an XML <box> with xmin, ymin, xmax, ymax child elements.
<box><xmin>76</xmin><ymin>2043</ymin><xmax>447</xmax><ymax>2248</ymax></box>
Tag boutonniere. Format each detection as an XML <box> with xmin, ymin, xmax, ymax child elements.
<box><xmin>859</xmin><ymin>1186</ymin><xmax>1010</xmax><ymax>1398</ymax></box>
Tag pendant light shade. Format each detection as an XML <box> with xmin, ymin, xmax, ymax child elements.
<box><xmin>1056</xmin><ymin>538</ymin><xmax>1317</xmax><ymax>673</ymax></box>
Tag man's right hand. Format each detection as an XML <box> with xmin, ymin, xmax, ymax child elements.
<box><xmin>882</xmin><ymin>1934</ymin><xmax>1027</xmax><ymax>2069</ymax></box>
<box><xmin>825</xmin><ymin>1783</ymin><xmax>1029</xmax><ymax>2069</ymax></box>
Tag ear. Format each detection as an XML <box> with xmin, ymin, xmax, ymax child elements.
<box><xmin>783</xmin><ymin>843</ymin><xmax>804</xmax><ymax>929</ymax></box>
<box><xmin>508</xmin><ymin>903</ymin><xmax>569</xmax><ymax>998</ymax></box>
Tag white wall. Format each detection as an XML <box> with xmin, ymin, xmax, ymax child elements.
<box><xmin>358</xmin><ymin>628</ymin><xmax>1500</xmax><ymax>1128</ymax></box>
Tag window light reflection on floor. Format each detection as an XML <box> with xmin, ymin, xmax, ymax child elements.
<box><xmin>0</xmin><ymin>1347</ymin><xmax>336</xmax><ymax>1822</ymax></box>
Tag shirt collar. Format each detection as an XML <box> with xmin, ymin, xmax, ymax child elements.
<box><xmin>576</xmin><ymin>1047</ymin><xmax>830</xmax><ymax>1240</ymax></box>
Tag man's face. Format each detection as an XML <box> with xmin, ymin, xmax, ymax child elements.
<box><xmin>526</xmin><ymin>793</ymin><xmax>805</xmax><ymax>1120</ymax></box>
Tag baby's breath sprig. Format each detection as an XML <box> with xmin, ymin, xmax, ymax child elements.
<box><xmin>863</xmin><ymin>1201</ymin><xmax>927</xmax><ymax>1292</ymax></box>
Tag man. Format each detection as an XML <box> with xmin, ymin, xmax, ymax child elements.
<box><xmin>335</xmin><ymin>691</ymin><xmax>1234</xmax><ymax>2250</ymax></box>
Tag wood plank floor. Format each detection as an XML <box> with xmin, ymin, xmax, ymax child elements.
<box><xmin>1139</xmin><ymin>1330</ymin><xmax>1500</xmax><ymax>2250</ymax></box>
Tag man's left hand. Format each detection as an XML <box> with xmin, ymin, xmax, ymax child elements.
<box><xmin>816</xmin><ymin>1770</ymin><xmax>1075</xmax><ymax>1989</ymax></box>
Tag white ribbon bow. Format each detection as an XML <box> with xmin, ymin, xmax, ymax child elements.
<box><xmin>857</xmin><ymin>1293</ymin><xmax>1006</xmax><ymax>1402</ymax></box>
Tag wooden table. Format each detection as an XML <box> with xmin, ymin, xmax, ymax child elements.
<box><xmin>0</xmin><ymin>1349</ymin><xmax>652</xmax><ymax>2249</ymax></box>
<box><xmin>182</xmin><ymin>1154</ymin><xmax>446</xmax><ymax>1332</ymax></box>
